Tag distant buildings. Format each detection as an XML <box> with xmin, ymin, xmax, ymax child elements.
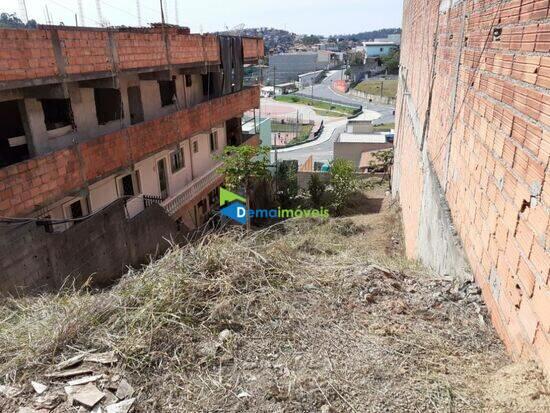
<box><xmin>266</xmin><ymin>52</ymin><xmax>339</xmax><ymax>84</ymax></box>
<box><xmin>362</xmin><ymin>34</ymin><xmax>401</xmax><ymax>58</ymax></box>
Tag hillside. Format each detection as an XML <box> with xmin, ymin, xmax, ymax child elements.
<box><xmin>0</xmin><ymin>186</ymin><xmax>549</xmax><ymax>412</ymax></box>
<box><xmin>330</xmin><ymin>28</ymin><xmax>401</xmax><ymax>42</ymax></box>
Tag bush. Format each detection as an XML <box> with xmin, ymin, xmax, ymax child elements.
<box><xmin>308</xmin><ymin>174</ymin><xmax>326</xmax><ymax>207</ymax></box>
<box><xmin>329</xmin><ymin>158</ymin><xmax>358</xmax><ymax>213</ymax></box>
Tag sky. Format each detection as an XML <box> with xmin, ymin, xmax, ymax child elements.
<box><xmin>1</xmin><ymin>0</ymin><xmax>403</xmax><ymax>36</ymax></box>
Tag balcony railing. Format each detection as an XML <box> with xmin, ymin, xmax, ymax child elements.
<box><xmin>163</xmin><ymin>163</ymin><xmax>223</xmax><ymax>216</ymax></box>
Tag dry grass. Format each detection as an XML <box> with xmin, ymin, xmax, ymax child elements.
<box><xmin>1</xmin><ymin>189</ymin><xmax>549</xmax><ymax>412</ymax></box>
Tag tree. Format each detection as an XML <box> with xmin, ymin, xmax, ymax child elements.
<box><xmin>302</xmin><ymin>35</ymin><xmax>321</xmax><ymax>45</ymax></box>
<box><xmin>370</xmin><ymin>149</ymin><xmax>394</xmax><ymax>186</ymax></box>
<box><xmin>382</xmin><ymin>47</ymin><xmax>400</xmax><ymax>74</ymax></box>
<box><xmin>329</xmin><ymin>158</ymin><xmax>358</xmax><ymax>213</ymax></box>
<box><xmin>216</xmin><ymin>145</ymin><xmax>271</xmax><ymax>230</ymax></box>
<box><xmin>276</xmin><ymin>160</ymin><xmax>298</xmax><ymax>208</ymax></box>
<box><xmin>308</xmin><ymin>173</ymin><xmax>326</xmax><ymax>207</ymax></box>
<box><xmin>0</xmin><ymin>13</ymin><xmax>37</xmax><ymax>28</ymax></box>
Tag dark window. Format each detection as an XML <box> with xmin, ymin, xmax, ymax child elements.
<box><xmin>380</xmin><ymin>48</ymin><xmax>383</xmax><ymax>52</ymax></box>
<box><xmin>209</xmin><ymin>131</ymin><xmax>218</xmax><ymax>152</ymax></box>
<box><xmin>94</xmin><ymin>88</ymin><xmax>123</xmax><ymax>125</ymax></box>
<box><xmin>121</xmin><ymin>174</ymin><xmax>135</xmax><ymax>196</ymax></box>
<box><xmin>69</xmin><ymin>200</ymin><xmax>84</xmax><ymax>219</ymax></box>
<box><xmin>158</xmin><ymin>80</ymin><xmax>177</xmax><ymax>107</ymax></box>
<box><xmin>192</xmin><ymin>141</ymin><xmax>199</xmax><ymax>153</ymax></box>
<box><xmin>170</xmin><ymin>148</ymin><xmax>185</xmax><ymax>173</ymax></box>
<box><xmin>208</xmin><ymin>187</ymin><xmax>219</xmax><ymax>207</ymax></box>
<box><xmin>40</xmin><ymin>98</ymin><xmax>73</xmax><ymax>130</ymax></box>
<box><xmin>0</xmin><ymin>100</ymin><xmax>29</xmax><ymax>167</ymax></box>
<box><xmin>38</xmin><ymin>215</ymin><xmax>54</xmax><ymax>233</ymax></box>
<box><xmin>201</xmin><ymin>73</ymin><xmax>215</xmax><ymax>97</ymax></box>
<box><xmin>185</xmin><ymin>74</ymin><xmax>192</xmax><ymax>87</ymax></box>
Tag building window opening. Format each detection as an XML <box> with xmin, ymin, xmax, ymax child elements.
<box><xmin>170</xmin><ymin>147</ymin><xmax>185</xmax><ymax>173</ymax></box>
<box><xmin>209</xmin><ymin>131</ymin><xmax>219</xmax><ymax>152</ymax></box>
<box><xmin>121</xmin><ymin>174</ymin><xmax>135</xmax><ymax>197</ymax></box>
<box><xmin>185</xmin><ymin>74</ymin><xmax>192</xmax><ymax>88</ymax></box>
<box><xmin>192</xmin><ymin>140</ymin><xmax>199</xmax><ymax>153</ymax></box>
<box><xmin>208</xmin><ymin>187</ymin><xmax>219</xmax><ymax>207</ymax></box>
<box><xmin>0</xmin><ymin>100</ymin><xmax>29</xmax><ymax>167</ymax></box>
<box><xmin>94</xmin><ymin>88</ymin><xmax>123</xmax><ymax>125</ymax></box>
<box><xmin>41</xmin><ymin>98</ymin><xmax>74</xmax><ymax>131</ymax></box>
<box><xmin>159</xmin><ymin>80</ymin><xmax>177</xmax><ymax>107</ymax></box>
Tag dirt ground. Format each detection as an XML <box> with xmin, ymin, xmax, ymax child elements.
<box><xmin>1</xmin><ymin>186</ymin><xmax>549</xmax><ymax>412</ymax></box>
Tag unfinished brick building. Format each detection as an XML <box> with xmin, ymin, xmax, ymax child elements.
<box><xmin>393</xmin><ymin>0</ymin><xmax>550</xmax><ymax>375</ymax></box>
<box><xmin>0</xmin><ymin>25</ymin><xmax>263</xmax><ymax>293</ymax></box>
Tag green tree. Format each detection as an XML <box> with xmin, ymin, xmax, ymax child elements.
<box><xmin>329</xmin><ymin>158</ymin><xmax>358</xmax><ymax>213</ymax></box>
<box><xmin>216</xmin><ymin>145</ymin><xmax>271</xmax><ymax>230</ymax></box>
<box><xmin>370</xmin><ymin>148</ymin><xmax>394</xmax><ymax>186</ymax></box>
<box><xmin>308</xmin><ymin>173</ymin><xmax>326</xmax><ymax>207</ymax></box>
<box><xmin>382</xmin><ymin>47</ymin><xmax>400</xmax><ymax>74</ymax></box>
<box><xmin>0</xmin><ymin>13</ymin><xmax>37</xmax><ymax>28</ymax></box>
<box><xmin>276</xmin><ymin>160</ymin><xmax>298</xmax><ymax>208</ymax></box>
<box><xmin>302</xmin><ymin>35</ymin><xmax>321</xmax><ymax>45</ymax></box>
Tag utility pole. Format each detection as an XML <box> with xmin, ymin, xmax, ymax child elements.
<box><xmin>174</xmin><ymin>0</ymin><xmax>179</xmax><ymax>25</ymax></box>
<box><xmin>136</xmin><ymin>0</ymin><xmax>142</xmax><ymax>26</ymax></box>
<box><xmin>77</xmin><ymin>0</ymin><xmax>85</xmax><ymax>27</ymax></box>
<box><xmin>95</xmin><ymin>0</ymin><xmax>105</xmax><ymax>27</ymax></box>
<box><xmin>159</xmin><ymin>0</ymin><xmax>166</xmax><ymax>25</ymax></box>
<box><xmin>18</xmin><ymin>0</ymin><xmax>28</xmax><ymax>23</ymax></box>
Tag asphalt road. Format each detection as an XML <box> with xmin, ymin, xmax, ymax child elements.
<box><xmin>273</xmin><ymin>71</ymin><xmax>396</xmax><ymax>165</ymax></box>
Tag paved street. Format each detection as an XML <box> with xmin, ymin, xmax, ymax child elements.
<box><xmin>272</xmin><ymin>72</ymin><xmax>396</xmax><ymax>165</ymax></box>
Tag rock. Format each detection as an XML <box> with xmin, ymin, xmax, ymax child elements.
<box><xmin>64</xmin><ymin>385</ymin><xmax>81</xmax><ymax>405</ymax></box>
<box><xmin>91</xmin><ymin>405</ymin><xmax>105</xmax><ymax>413</ymax></box>
<box><xmin>105</xmin><ymin>398</ymin><xmax>136</xmax><ymax>413</ymax></box>
<box><xmin>237</xmin><ymin>391</ymin><xmax>251</xmax><ymax>398</ymax></box>
<box><xmin>218</xmin><ymin>329</ymin><xmax>233</xmax><ymax>341</ymax></box>
<box><xmin>46</xmin><ymin>367</ymin><xmax>94</xmax><ymax>378</ymax></box>
<box><xmin>320</xmin><ymin>404</ymin><xmax>335</xmax><ymax>413</ymax></box>
<box><xmin>115</xmin><ymin>379</ymin><xmax>134</xmax><ymax>400</ymax></box>
<box><xmin>72</xmin><ymin>383</ymin><xmax>105</xmax><ymax>408</ymax></box>
<box><xmin>85</xmin><ymin>351</ymin><xmax>118</xmax><ymax>365</ymax></box>
<box><xmin>0</xmin><ymin>384</ymin><xmax>22</xmax><ymax>398</ymax></box>
<box><xmin>18</xmin><ymin>408</ymin><xmax>40</xmax><ymax>413</ymax></box>
<box><xmin>56</xmin><ymin>354</ymin><xmax>85</xmax><ymax>370</ymax></box>
<box><xmin>30</xmin><ymin>381</ymin><xmax>48</xmax><ymax>395</ymax></box>
<box><xmin>103</xmin><ymin>390</ymin><xmax>118</xmax><ymax>405</ymax></box>
<box><xmin>68</xmin><ymin>374</ymin><xmax>104</xmax><ymax>386</ymax></box>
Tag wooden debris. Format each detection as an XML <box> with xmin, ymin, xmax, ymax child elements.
<box><xmin>68</xmin><ymin>374</ymin><xmax>104</xmax><ymax>386</ymax></box>
<box><xmin>45</xmin><ymin>367</ymin><xmax>93</xmax><ymax>378</ymax></box>
<box><xmin>72</xmin><ymin>383</ymin><xmax>105</xmax><ymax>408</ymax></box>
<box><xmin>56</xmin><ymin>354</ymin><xmax>85</xmax><ymax>370</ymax></box>
<box><xmin>85</xmin><ymin>351</ymin><xmax>118</xmax><ymax>365</ymax></box>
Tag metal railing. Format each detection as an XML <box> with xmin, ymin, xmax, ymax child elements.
<box><xmin>162</xmin><ymin>163</ymin><xmax>223</xmax><ymax>216</ymax></box>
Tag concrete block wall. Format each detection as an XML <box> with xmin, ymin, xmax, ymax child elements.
<box><xmin>394</xmin><ymin>0</ymin><xmax>550</xmax><ymax>376</ymax></box>
<box><xmin>0</xmin><ymin>86</ymin><xmax>260</xmax><ymax>218</ymax></box>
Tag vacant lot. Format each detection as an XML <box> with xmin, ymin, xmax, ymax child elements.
<box><xmin>355</xmin><ymin>79</ymin><xmax>398</xmax><ymax>98</ymax></box>
<box><xmin>1</xmin><ymin>187</ymin><xmax>549</xmax><ymax>412</ymax></box>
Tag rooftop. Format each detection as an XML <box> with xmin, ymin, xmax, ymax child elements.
<box><xmin>338</xmin><ymin>132</ymin><xmax>390</xmax><ymax>144</ymax></box>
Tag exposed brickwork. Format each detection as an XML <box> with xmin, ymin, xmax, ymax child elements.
<box><xmin>395</xmin><ymin>0</ymin><xmax>550</xmax><ymax>377</ymax></box>
<box><xmin>0</xmin><ymin>86</ymin><xmax>260</xmax><ymax>218</ymax></box>
<box><xmin>0</xmin><ymin>27</ymin><xmax>264</xmax><ymax>87</ymax></box>
<box><xmin>0</xmin><ymin>29</ymin><xmax>58</xmax><ymax>80</ymax></box>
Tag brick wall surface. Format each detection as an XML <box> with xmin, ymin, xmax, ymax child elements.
<box><xmin>0</xmin><ymin>29</ymin><xmax>58</xmax><ymax>81</ymax></box>
<box><xmin>0</xmin><ymin>27</ymin><xmax>264</xmax><ymax>86</ymax></box>
<box><xmin>0</xmin><ymin>86</ymin><xmax>260</xmax><ymax>218</ymax></box>
<box><xmin>395</xmin><ymin>0</ymin><xmax>550</xmax><ymax>377</ymax></box>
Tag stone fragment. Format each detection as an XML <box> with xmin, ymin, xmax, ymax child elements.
<box><xmin>0</xmin><ymin>384</ymin><xmax>22</xmax><ymax>398</ymax></box>
<box><xmin>85</xmin><ymin>351</ymin><xmax>118</xmax><ymax>365</ymax></box>
<box><xmin>115</xmin><ymin>379</ymin><xmax>134</xmax><ymax>400</ymax></box>
<box><xmin>46</xmin><ymin>367</ymin><xmax>93</xmax><ymax>378</ymax></box>
<box><xmin>72</xmin><ymin>383</ymin><xmax>105</xmax><ymax>408</ymax></box>
<box><xmin>30</xmin><ymin>381</ymin><xmax>48</xmax><ymax>395</ymax></box>
<box><xmin>68</xmin><ymin>374</ymin><xmax>104</xmax><ymax>386</ymax></box>
<box><xmin>105</xmin><ymin>398</ymin><xmax>136</xmax><ymax>413</ymax></box>
<box><xmin>56</xmin><ymin>354</ymin><xmax>85</xmax><ymax>370</ymax></box>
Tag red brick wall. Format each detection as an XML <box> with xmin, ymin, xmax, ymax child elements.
<box><xmin>0</xmin><ymin>27</ymin><xmax>264</xmax><ymax>85</ymax></box>
<box><xmin>0</xmin><ymin>29</ymin><xmax>58</xmax><ymax>81</ymax></box>
<box><xmin>395</xmin><ymin>0</ymin><xmax>550</xmax><ymax>376</ymax></box>
<box><xmin>0</xmin><ymin>86</ymin><xmax>260</xmax><ymax>218</ymax></box>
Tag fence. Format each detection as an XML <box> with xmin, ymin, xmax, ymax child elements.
<box><xmin>348</xmin><ymin>89</ymin><xmax>396</xmax><ymax>106</ymax></box>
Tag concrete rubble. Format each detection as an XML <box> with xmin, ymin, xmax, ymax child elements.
<box><xmin>5</xmin><ymin>350</ymin><xmax>138</xmax><ymax>412</ymax></box>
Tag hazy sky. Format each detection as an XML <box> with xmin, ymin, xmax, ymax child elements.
<box><xmin>1</xmin><ymin>0</ymin><xmax>403</xmax><ymax>35</ymax></box>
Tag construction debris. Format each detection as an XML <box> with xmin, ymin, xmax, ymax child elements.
<box><xmin>68</xmin><ymin>374</ymin><xmax>104</xmax><ymax>386</ymax></box>
<box><xmin>56</xmin><ymin>354</ymin><xmax>85</xmax><ymax>370</ymax></box>
<box><xmin>45</xmin><ymin>367</ymin><xmax>94</xmax><ymax>378</ymax></box>
<box><xmin>30</xmin><ymin>381</ymin><xmax>48</xmax><ymax>395</ymax></box>
<box><xmin>72</xmin><ymin>383</ymin><xmax>105</xmax><ymax>408</ymax></box>
<box><xmin>105</xmin><ymin>398</ymin><xmax>135</xmax><ymax>413</ymax></box>
<box><xmin>0</xmin><ymin>384</ymin><xmax>22</xmax><ymax>398</ymax></box>
<box><xmin>85</xmin><ymin>352</ymin><xmax>118</xmax><ymax>365</ymax></box>
<box><xmin>115</xmin><ymin>379</ymin><xmax>134</xmax><ymax>400</ymax></box>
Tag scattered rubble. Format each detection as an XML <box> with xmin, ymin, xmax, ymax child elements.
<box><xmin>2</xmin><ymin>349</ymin><xmax>138</xmax><ymax>412</ymax></box>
